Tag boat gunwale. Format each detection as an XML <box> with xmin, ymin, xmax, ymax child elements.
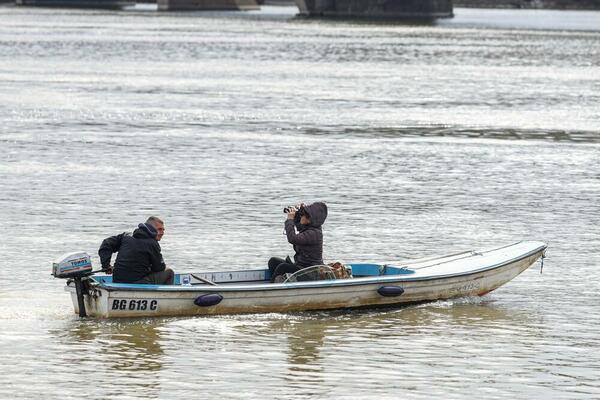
<box><xmin>85</xmin><ymin>242</ymin><xmax>546</xmax><ymax>293</ymax></box>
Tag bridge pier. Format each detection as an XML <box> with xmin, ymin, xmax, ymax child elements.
<box><xmin>295</xmin><ymin>0</ymin><xmax>453</xmax><ymax>18</ymax></box>
<box><xmin>157</xmin><ymin>0</ymin><xmax>259</xmax><ymax>10</ymax></box>
<box><xmin>16</xmin><ymin>0</ymin><xmax>133</xmax><ymax>7</ymax></box>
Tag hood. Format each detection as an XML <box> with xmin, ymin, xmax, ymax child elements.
<box><xmin>303</xmin><ymin>202</ymin><xmax>328</xmax><ymax>228</ymax></box>
<box><xmin>133</xmin><ymin>223</ymin><xmax>157</xmax><ymax>240</ymax></box>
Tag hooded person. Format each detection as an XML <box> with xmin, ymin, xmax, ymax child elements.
<box><xmin>98</xmin><ymin>216</ymin><xmax>174</xmax><ymax>285</ymax></box>
<box><xmin>268</xmin><ymin>201</ymin><xmax>328</xmax><ymax>283</ymax></box>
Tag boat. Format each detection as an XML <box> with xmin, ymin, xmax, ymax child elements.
<box><xmin>53</xmin><ymin>241</ymin><xmax>547</xmax><ymax>318</ymax></box>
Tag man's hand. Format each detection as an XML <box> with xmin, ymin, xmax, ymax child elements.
<box><xmin>103</xmin><ymin>265</ymin><xmax>113</xmax><ymax>275</ymax></box>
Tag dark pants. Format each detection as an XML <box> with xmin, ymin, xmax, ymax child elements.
<box><xmin>268</xmin><ymin>257</ymin><xmax>300</xmax><ymax>283</ymax></box>
<box><xmin>134</xmin><ymin>268</ymin><xmax>174</xmax><ymax>285</ymax></box>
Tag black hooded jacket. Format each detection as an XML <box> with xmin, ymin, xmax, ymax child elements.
<box><xmin>284</xmin><ymin>202</ymin><xmax>328</xmax><ymax>268</ymax></box>
<box><xmin>98</xmin><ymin>224</ymin><xmax>166</xmax><ymax>283</ymax></box>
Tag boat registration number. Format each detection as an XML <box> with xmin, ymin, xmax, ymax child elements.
<box><xmin>111</xmin><ymin>299</ymin><xmax>158</xmax><ymax>311</ymax></box>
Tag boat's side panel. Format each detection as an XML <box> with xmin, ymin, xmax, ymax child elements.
<box><xmin>74</xmin><ymin>248</ymin><xmax>543</xmax><ymax>318</ymax></box>
<box><xmin>399</xmin><ymin>251</ymin><xmax>540</xmax><ymax>302</ymax></box>
<box><xmin>68</xmin><ymin>284</ymin><xmax>109</xmax><ymax>317</ymax></box>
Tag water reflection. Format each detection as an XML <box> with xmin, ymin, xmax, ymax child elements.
<box><xmin>39</xmin><ymin>297</ymin><xmax>552</xmax><ymax>399</ymax></box>
<box><xmin>299</xmin><ymin>298</ymin><xmax>538</xmax><ymax>334</ymax></box>
<box><xmin>285</xmin><ymin>321</ymin><xmax>326</xmax><ymax>370</ymax></box>
<box><xmin>50</xmin><ymin>319</ymin><xmax>166</xmax><ymax>399</ymax></box>
<box><xmin>298</xmin><ymin>126</ymin><xmax>600</xmax><ymax>143</ymax></box>
<box><xmin>243</xmin><ymin>298</ymin><xmax>541</xmax><ymax>388</ymax></box>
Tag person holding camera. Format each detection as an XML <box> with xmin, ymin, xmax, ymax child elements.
<box><xmin>268</xmin><ymin>201</ymin><xmax>328</xmax><ymax>283</ymax></box>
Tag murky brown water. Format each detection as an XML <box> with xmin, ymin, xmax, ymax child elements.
<box><xmin>0</xmin><ymin>5</ymin><xmax>599</xmax><ymax>399</ymax></box>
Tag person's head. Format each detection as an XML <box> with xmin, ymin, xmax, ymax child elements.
<box><xmin>146</xmin><ymin>216</ymin><xmax>165</xmax><ymax>241</ymax></box>
<box><xmin>301</xmin><ymin>202</ymin><xmax>327</xmax><ymax>228</ymax></box>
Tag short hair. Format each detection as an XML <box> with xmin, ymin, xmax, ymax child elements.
<box><xmin>146</xmin><ymin>216</ymin><xmax>164</xmax><ymax>227</ymax></box>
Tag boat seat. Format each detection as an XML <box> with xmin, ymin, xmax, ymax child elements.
<box><xmin>349</xmin><ymin>263</ymin><xmax>414</xmax><ymax>277</ymax></box>
<box><xmin>94</xmin><ymin>276</ymin><xmax>112</xmax><ymax>284</ymax></box>
<box><xmin>382</xmin><ymin>265</ymin><xmax>415</xmax><ymax>275</ymax></box>
<box><xmin>349</xmin><ymin>264</ymin><xmax>381</xmax><ymax>276</ymax></box>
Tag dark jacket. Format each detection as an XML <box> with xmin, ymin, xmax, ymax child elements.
<box><xmin>98</xmin><ymin>224</ymin><xmax>166</xmax><ymax>283</ymax></box>
<box><xmin>284</xmin><ymin>202</ymin><xmax>328</xmax><ymax>268</ymax></box>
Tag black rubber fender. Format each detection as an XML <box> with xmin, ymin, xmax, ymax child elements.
<box><xmin>378</xmin><ymin>286</ymin><xmax>405</xmax><ymax>297</ymax></box>
<box><xmin>194</xmin><ymin>293</ymin><xmax>223</xmax><ymax>307</ymax></box>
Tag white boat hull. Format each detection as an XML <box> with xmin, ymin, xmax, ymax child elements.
<box><xmin>66</xmin><ymin>241</ymin><xmax>546</xmax><ymax>318</ymax></box>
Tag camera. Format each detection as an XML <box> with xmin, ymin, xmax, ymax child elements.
<box><xmin>283</xmin><ymin>204</ymin><xmax>306</xmax><ymax>216</ymax></box>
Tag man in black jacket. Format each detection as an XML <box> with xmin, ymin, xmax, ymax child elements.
<box><xmin>99</xmin><ymin>216</ymin><xmax>174</xmax><ymax>285</ymax></box>
<box><xmin>268</xmin><ymin>202</ymin><xmax>328</xmax><ymax>282</ymax></box>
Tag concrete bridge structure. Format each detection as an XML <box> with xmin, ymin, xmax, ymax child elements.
<box><xmin>15</xmin><ymin>0</ymin><xmax>454</xmax><ymax>17</ymax></box>
<box><xmin>13</xmin><ymin>0</ymin><xmax>600</xmax><ymax>12</ymax></box>
<box><xmin>295</xmin><ymin>0</ymin><xmax>453</xmax><ymax>18</ymax></box>
<box><xmin>156</xmin><ymin>0</ymin><xmax>259</xmax><ymax>10</ymax></box>
<box><xmin>16</xmin><ymin>0</ymin><xmax>133</xmax><ymax>7</ymax></box>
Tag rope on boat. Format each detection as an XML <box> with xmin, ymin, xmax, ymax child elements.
<box><xmin>388</xmin><ymin>241</ymin><xmax>523</xmax><ymax>271</ymax></box>
<box><xmin>348</xmin><ymin>242</ymin><xmax>523</xmax><ymax>269</ymax></box>
<box><xmin>406</xmin><ymin>252</ymin><xmax>480</xmax><ymax>270</ymax></box>
<box><xmin>346</xmin><ymin>249</ymin><xmax>473</xmax><ymax>266</ymax></box>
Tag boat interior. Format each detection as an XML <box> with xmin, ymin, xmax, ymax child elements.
<box><xmin>91</xmin><ymin>263</ymin><xmax>416</xmax><ymax>287</ymax></box>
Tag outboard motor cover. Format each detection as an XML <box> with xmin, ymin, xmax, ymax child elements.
<box><xmin>52</xmin><ymin>252</ymin><xmax>93</xmax><ymax>278</ymax></box>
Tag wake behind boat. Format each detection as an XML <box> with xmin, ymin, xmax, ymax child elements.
<box><xmin>53</xmin><ymin>241</ymin><xmax>546</xmax><ymax>318</ymax></box>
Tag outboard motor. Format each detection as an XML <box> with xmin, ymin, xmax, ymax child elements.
<box><xmin>52</xmin><ymin>252</ymin><xmax>93</xmax><ymax>278</ymax></box>
<box><xmin>52</xmin><ymin>252</ymin><xmax>94</xmax><ymax>317</ymax></box>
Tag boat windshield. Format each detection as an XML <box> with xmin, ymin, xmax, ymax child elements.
<box><xmin>283</xmin><ymin>265</ymin><xmax>337</xmax><ymax>283</ymax></box>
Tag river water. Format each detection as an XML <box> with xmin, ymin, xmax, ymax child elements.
<box><xmin>0</xmin><ymin>4</ymin><xmax>599</xmax><ymax>399</ymax></box>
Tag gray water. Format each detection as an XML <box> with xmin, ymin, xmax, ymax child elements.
<box><xmin>1</xmin><ymin>4</ymin><xmax>599</xmax><ymax>399</ymax></box>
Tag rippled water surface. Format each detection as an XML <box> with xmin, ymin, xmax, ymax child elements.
<box><xmin>0</xmin><ymin>5</ymin><xmax>599</xmax><ymax>399</ymax></box>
